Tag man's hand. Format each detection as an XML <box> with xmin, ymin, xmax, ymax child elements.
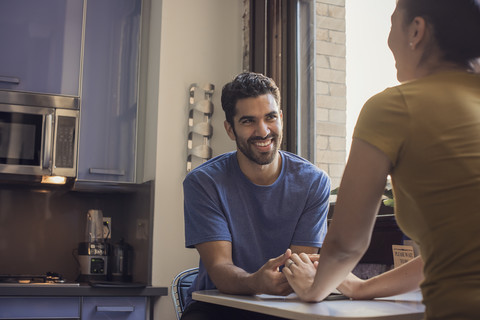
<box><xmin>197</xmin><ymin>241</ymin><xmax>296</xmax><ymax>295</ymax></box>
<box><xmin>250</xmin><ymin>249</ymin><xmax>293</xmax><ymax>296</ymax></box>
<box><xmin>307</xmin><ymin>253</ymin><xmax>320</xmax><ymax>267</ymax></box>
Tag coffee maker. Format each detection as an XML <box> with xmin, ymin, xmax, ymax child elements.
<box><xmin>108</xmin><ymin>238</ymin><xmax>133</xmax><ymax>282</ymax></box>
<box><xmin>77</xmin><ymin>209</ymin><xmax>108</xmax><ymax>282</ymax></box>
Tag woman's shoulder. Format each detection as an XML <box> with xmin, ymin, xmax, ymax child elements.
<box><xmin>362</xmin><ymin>85</ymin><xmax>406</xmax><ymax>113</ymax></box>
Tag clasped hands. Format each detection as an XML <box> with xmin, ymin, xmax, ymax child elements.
<box><xmin>282</xmin><ymin>252</ymin><xmax>320</xmax><ymax>299</ymax></box>
<box><xmin>256</xmin><ymin>250</ymin><xmax>358</xmax><ymax>301</ymax></box>
<box><xmin>250</xmin><ymin>249</ymin><xmax>318</xmax><ymax>296</ymax></box>
<box><xmin>252</xmin><ymin>249</ymin><xmax>319</xmax><ymax>296</ymax></box>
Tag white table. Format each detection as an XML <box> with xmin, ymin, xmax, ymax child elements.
<box><xmin>193</xmin><ymin>290</ymin><xmax>425</xmax><ymax>320</ymax></box>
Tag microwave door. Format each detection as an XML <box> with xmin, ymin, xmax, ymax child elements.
<box><xmin>0</xmin><ymin>104</ymin><xmax>53</xmax><ymax>176</ymax></box>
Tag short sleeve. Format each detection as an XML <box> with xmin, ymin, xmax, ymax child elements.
<box><xmin>353</xmin><ymin>87</ymin><xmax>410</xmax><ymax>166</ymax></box>
<box><xmin>183</xmin><ymin>172</ymin><xmax>232</xmax><ymax>248</ymax></box>
<box><xmin>291</xmin><ymin>170</ymin><xmax>330</xmax><ymax>247</ymax></box>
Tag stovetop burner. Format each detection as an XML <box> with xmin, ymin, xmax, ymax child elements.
<box><xmin>0</xmin><ymin>272</ymin><xmax>79</xmax><ymax>286</ymax></box>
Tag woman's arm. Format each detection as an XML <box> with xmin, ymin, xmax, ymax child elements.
<box><xmin>284</xmin><ymin>138</ymin><xmax>392</xmax><ymax>302</ymax></box>
<box><xmin>338</xmin><ymin>256</ymin><xmax>424</xmax><ymax>299</ymax></box>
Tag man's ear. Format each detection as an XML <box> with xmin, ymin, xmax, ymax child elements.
<box><xmin>224</xmin><ymin>120</ymin><xmax>236</xmax><ymax>141</ymax></box>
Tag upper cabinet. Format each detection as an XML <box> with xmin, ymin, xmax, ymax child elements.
<box><xmin>0</xmin><ymin>0</ymin><xmax>146</xmax><ymax>185</ymax></box>
<box><xmin>76</xmin><ymin>0</ymin><xmax>141</xmax><ymax>183</ymax></box>
<box><xmin>0</xmin><ymin>0</ymin><xmax>83</xmax><ymax>96</ymax></box>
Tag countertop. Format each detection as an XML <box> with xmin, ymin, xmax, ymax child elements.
<box><xmin>0</xmin><ymin>283</ymin><xmax>168</xmax><ymax>297</ymax></box>
<box><xmin>193</xmin><ymin>289</ymin><xmax>425</xmax><ymax>320</ymax></box>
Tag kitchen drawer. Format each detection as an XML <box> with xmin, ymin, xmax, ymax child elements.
<box><xmin>0</xmin><ymin>297</ymin><xmax>80</xmax><ymax>319</ymax></box>
<box><xmin>82</xmin><ymin>297</ymin><xmax>147</xmax><ymax>320</ymax></box>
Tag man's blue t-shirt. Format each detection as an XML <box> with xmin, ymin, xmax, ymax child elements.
<box><xmin>183</xmin><ymin>151</ymin><xmax>330</xmax><ymax>307</ymax></box>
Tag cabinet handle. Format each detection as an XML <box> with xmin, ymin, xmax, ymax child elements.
<box><xmin>43</xmin><ymin>113</ymin><xmax>53</xmax><ymax>170</ymax></box>
<box><xmin>96</xmin><ymin>306</ymin><xmax>135</xmax><ymax>312</ymax></box>
<box><xmin>89</xmin><ymin>168</ymin><xmax>126</xmax><ymax>176</ymax></box>
<box><xmin>0</xmin><ymin>76</ymin><xmax>20</xmax><ymax>84</ymax></box>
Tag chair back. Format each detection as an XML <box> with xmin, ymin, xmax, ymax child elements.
<box><xmin>171</xmin><ymin>267</ymin><xmax>199</xmax><ymax>320</ymax></box>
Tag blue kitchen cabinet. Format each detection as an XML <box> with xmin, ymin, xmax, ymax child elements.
<box><xmin>0</xmin><ymin>296</ymin><xmax>147</xmax><ymax>320</ymax></box>
<box><xmin>0</xmin><ymin>297</ymin><xmax>81</xmax><ymax>319</ymax></box>
<box><xmin>77</xmin><ymin>0</ymin><xmax>141</xmax><ymax>183</ymax></box>
<box><xmin>0</xmin><ymin>0</ymin><xmax>83</xmax><ymax>96</ymax></box>
<box><xmin>82</xmin><ymin>297</ymin><xmax>147</xmax><ymax>320</ymax></box>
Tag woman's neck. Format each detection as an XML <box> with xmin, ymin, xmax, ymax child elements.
<box><xmin>415</xmin><ymin>55</ymin><xmax>468</xmax><ymax>79</ymax></box>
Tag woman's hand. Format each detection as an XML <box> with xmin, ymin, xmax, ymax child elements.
<box><xmin>336</xmin><ymin>272</ymin><xmax>365</xmax><ymax>299</ymax></box>
<box><xmin>282</xmin><ymin>253</ymin><xmax>319</xmax><ymax>300</ymax></box>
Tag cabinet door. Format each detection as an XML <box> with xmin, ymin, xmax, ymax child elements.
<box><xmin>0</xmin><ymin>0</ymin><xmax>83</xmax><ymax>95</ymax></box>
<box><xmin>82</xmin><ymin>297</ymin><xmax>147</xmax><ymax>320</ymax></box>
<box><xmin>0</xmin><ymin>297</ymin><xmax>80</xmax><ymax>319</ymax></box>
<box><xmin>77</xmin><ymin>0</ymin><xmax>141</xmax><ymax>183</ymax></box>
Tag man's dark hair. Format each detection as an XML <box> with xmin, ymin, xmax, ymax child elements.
<box><xmin>221</xmin><ymin>72</ymin><xmax>281</xmax><ymax>127</ymax></box>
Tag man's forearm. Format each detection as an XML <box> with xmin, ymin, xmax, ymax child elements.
<box><xmin>207</xmin><ymin>249</ymin><xmax>293</xmax><ymax>296</ymax></box>
<box><xmin>208</xmin><ymin>263</ymin><xmax>259</xmax><ymax>295</ymax></box>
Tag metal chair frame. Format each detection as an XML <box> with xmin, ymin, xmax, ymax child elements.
<box><xmin>171</xmin><ymin>267</ymin><xmax>199</xmax><ymax>320</ymax></box>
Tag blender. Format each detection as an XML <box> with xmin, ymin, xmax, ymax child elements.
<box><xmin>76</xmin><ymin>209</ymin><xmax>108</xmax><ymax>282</ymax></box>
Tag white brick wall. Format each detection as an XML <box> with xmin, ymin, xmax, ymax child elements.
<box><xmin>315</xmin><ymin>0</ymin><xmax>346</xmax><ymax>189</ymax></box>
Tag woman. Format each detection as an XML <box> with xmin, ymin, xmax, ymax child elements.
<box><xmin>283</xmin><ymin>0</ymin><xmax>480</xmax><ymax>319</ymax></box>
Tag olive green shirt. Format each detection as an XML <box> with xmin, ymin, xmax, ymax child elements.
<box><xmin>354</xmin><ymin>71</ymin><xmax>480</xmax><ymax>319</ymax></box>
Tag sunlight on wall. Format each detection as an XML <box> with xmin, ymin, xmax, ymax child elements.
<box><xmin>345</xmin><ymin>0</ymin><xmax>398</xmax><ymax>156</ymax></box>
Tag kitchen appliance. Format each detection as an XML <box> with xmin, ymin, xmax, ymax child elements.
<box><xmin>0</xmin><ymin>89</ymin><xmax>79</xmax><ymax>179</ymax></box>
<box><xmin>108</xmin><ymin>238</ymin><xmax>133</xmax><ymax>282</ymax></box>
<box><xmin>77</xmin><ymin>209</ymin><xmax>108</xmax><ymax>282</ymax></box>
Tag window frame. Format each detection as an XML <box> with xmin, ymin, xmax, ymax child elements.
<box><xmin>249</xmin><ymin>0</ymin><xmax>315</xmax><ymax>162</ymax></box>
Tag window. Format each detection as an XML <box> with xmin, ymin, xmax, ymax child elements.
<box><xmin>248</xmin><ymin>0</ymin><xmax>315</xmax><ymax>162</ymax></box>
<box><xmin>247</xmin><ymin>0</ymin><xmax>398</xmax><ymax>189</ymax></box>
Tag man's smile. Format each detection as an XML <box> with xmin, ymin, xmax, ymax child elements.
<box><xmin>250</xmin><ymin>137</ymin><xmax>275</xmax><ymax>152</ymax></box>
<box><xmin>253</xmin><ymin>139</ymin><xmax>272</xmax><ymax>147</ymax></box>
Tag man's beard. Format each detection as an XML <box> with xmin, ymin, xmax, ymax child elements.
<box><xmin>235</xmin><ymin>133</ymin><xmax>282</xmax><ymax>165</ymax></box>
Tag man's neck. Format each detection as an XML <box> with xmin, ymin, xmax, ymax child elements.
<box><xmin>236</xmin><ymin>151</ymin><xmax>282</xmax><ymax>186</ymax></box>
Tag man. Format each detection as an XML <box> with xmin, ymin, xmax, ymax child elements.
<box><xmin>182</xmin><ymin>72</ymin><xmax>330</xmax><ymax>320</ymax></box>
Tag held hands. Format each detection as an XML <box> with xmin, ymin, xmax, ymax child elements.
<box><xmin>252</xmin><ymin>249</ymin><xmax>294</xmax><ymax>296</ymax></box>
<box><xmin>282</xmin><ymin>253</ymin><xmax>318</xmax><ymax>301</ymax></box>
<box><xmin>282</xmin><ymin>254</ymin><xmax>377</xmax><ymax>300</ymax></box>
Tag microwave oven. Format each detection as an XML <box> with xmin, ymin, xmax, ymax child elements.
<box><xmin>0</xmin><ymin>90</ymin><xmax>79</xmax><ymax>178</ymax></box>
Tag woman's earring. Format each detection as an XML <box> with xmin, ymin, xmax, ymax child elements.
<box><xmin>409</xmin><ymin>42</ymin><xmax>414</xmax><ymax>50</ymax></box>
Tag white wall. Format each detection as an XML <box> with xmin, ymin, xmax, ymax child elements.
<box><xmin>147</xmin><ymin>0</ymin><xmax>243</xmax><ymax>319</ymax></box>
<box><xmin>345</xmin><ymin>0</ymin><xmax>397</xmax><ymax>156</ymax></box>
